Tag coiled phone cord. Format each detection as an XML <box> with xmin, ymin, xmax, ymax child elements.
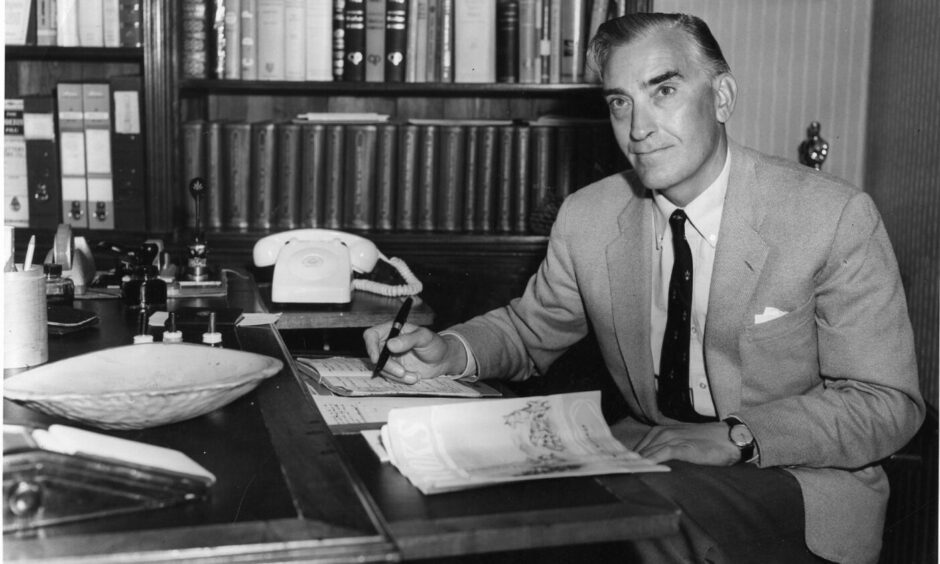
<box><xmin>352</xmin><ymin>256</ymin><xmax>423</xmax><ymax>297</ymax></box>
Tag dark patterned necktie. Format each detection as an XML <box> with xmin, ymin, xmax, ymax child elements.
<box><xmin>658</xmin><ymin>210</ymin><xmax>712</xmax><ymax>422</ymax></box>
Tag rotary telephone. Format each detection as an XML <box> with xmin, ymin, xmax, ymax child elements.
<box><xmin>252</xmin><ymin>229</ymin><xmax>422</xmax><ymax>304</ymax></box>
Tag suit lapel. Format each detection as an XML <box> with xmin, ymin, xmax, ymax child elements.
<box><xmin>607</xmin><ymin>186</ymin><xmax>657</xmax><ymax>419</ymax></box>
<box><xmin>705</xmin><ymin>143</ymin><xmax>770</xmax><ymax>415</ymax></box>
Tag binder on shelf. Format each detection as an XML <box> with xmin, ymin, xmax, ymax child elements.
<box><xmin>323</xmin><ymin>124</ymin><xmax>345</xmax><ymax>229</ymax></box>
<box><xmin>284</xmin><ymin>0</ymin><xmax>306</xmax><ymax>81</ymax></box>
<box><xmin>181</xmin><ymin>120</ymin><xmax>207</xmax><ymax>229</ymax></box>
<box><xmin>375</xmin><ymin>123</ymin><xmax>398</xmax><ymax>231</ymax></box>
<box><xmin>454</xmin><ymin>0</ymin><xmax>496</xmax><ymax>83</ymax></box>
<box><xmin>343</xmin><ymin>123</ymin><xmax>378</xmax><ymax>230</ymax></box>
<box><xmin>436</xmin><ymin>124</ymin><xmax>465</xmax><ymax>232</ymax></box>
<box><xmin>257</xmin><ymin>0</ymin><xmax>286</xmax><ymax>80</ymax></box>
<box><xmin>109</xmin><ymin>75</ymin><xmax>147</xmax><ymax>232</ymax></box>
<box><xmin>364</xmin><ymin>0</ymin><xmax>386</xmax><ymax>82</ymax></box>
<box><xmin>305</xmin><ymin>0</ymin><xmax>333</xmax><ymax>81</ymax></box>
<box><xmin>249</xmin><ymin>121</ymin><xmax>277</xmax><ymax>231</ymax></box>
<box><xmin>4</xmin><ymin>98</ymin><xmax>30</xmax><ymax>227</ymax></box>
<box><xmin>343</xmin><ymin>0</ymin><xmax>367</xmax><ymax>82</ymax></box>
<box><xmin>222</xmin><ymin>122</ymin><xmax>251</xmax><ymax>231</ymax></box>
<box><xmin>385</xmin><ymin>0</ymin><xmax>408</xmax><ymax>83</ymax></box>
<box><xmin>23</xmin><ymin>95</ymin><xmax>62</xmax><ymax>230</ymax></box>
<box><xmin>82</xmin><ymin>83</ymin><xmax>115</xmax><ymax>230</ymax></box>
<box><xmin>56</xmin><ymin>83</ymin><xmax>88</xmax><ymax>229</ymax></box>
<box><xmin>300</xmin><ymin>122</ymin><xmax>327</xmax><ymax>228</ymax></box>
<box><xmin>396</xmin><ymin>123</ymin><xmax>419</xmax><ymax>230</ymax></box>
<box><xmin>205</xmin><ymin>121</ymin><xmax>225</xmax><ymax>230</ymax></box>
<box><xmin>275</xmin><ymin>122</ymin><xmax>302</xmax><ymax>229</ymax></box>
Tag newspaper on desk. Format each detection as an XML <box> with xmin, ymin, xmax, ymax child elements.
<box><xmin>380</xmin><ymin>390</ymin><xmax>669</xmax><ymax>494</ymax></box>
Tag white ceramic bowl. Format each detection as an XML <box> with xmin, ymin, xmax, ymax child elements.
<box><xmin>3</xmin><ymin>343</ymin><xmax>283</xmax><ymax>430</ymax></box>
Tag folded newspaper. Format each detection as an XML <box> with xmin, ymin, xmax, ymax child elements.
<box><xmin>380</xmin><ymin>391</ymin><xmax>669</xmax><ymax>494</ymax></box>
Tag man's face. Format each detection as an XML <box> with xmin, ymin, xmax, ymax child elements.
<box><xmin>602</xmin><ymin>29</ymin><xmax>733</xmax><ymax>206</ymax></box>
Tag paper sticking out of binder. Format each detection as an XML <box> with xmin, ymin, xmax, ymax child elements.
<box><xmin>3</xmin><ymin>424</ymin><xmax>215</xmax><ymax>533</ymax></box>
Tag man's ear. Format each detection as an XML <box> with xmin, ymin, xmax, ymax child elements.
<box><xmin>713</xmin><ymin>73</ymin><xmax>737</xmax><ymax>124</ymax></box>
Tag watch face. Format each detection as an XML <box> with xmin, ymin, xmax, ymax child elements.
<box><xmin>730</xmin><ymin>424</ymin><xmax>754</xmax><ymax>446</ymax></box>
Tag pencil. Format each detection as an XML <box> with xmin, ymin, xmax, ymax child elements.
<box><xmin>371</xmin><ymin>296</ymin><xmax>414</xmax><ymax>379</ymax></box>
<box><xmin>23</xmin><ymin>235</ymin><xmax>36</xmax><ymax>271</ymax></box>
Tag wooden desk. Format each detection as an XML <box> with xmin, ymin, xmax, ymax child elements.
<box><xmin>3</xmin><ymin>274</ymin><xmax>680</xmax><ymax>562</ymax></box>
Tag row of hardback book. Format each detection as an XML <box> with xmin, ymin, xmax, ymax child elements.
<box><xmin>181</xmin><ymin>115</ymin><xmax>627</xmax><ymax>235</ymax></box>
<box><xmin>182</xmin><ymin>0</ymin><xmax>640</xmax><ymax>84</ymax></box>
<box><xmin>3</xmin><ymin>78</ymin><xmax>147</xmax><ymax>231</ymax></box>
<box><xmin>5</xmin><ymin>0</ymin><xmax>143</xmax><ymax>48</ymax></box>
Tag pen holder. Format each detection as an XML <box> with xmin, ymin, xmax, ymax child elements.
<box><xmin>4</xmin><ymin>268</ymin><xmax>48</xmax><ymax>370</ymax></box>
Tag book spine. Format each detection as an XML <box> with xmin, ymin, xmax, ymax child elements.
<box><xmin>454</xmin><ymin>0</ymin><xmax>496</xmax><ymax>83</ymax></box>
<box><xmin>475</xmin><ymin>125</ymin><xmax>498</xmax><ymax>232</ymax></box>
<box><xmin>103</xmin><ymin>0</ymin><xmax>122</xmax><ymax>47</ymax></box>
<box><xmin>4</xmin><ymin>98</ymin><xmax>30</xmax><ymax>227</ymax></box>
<box><xmin>22</xmin><ymin>96</ymin><xmax>61</xmax><ymax>230</ymax></box>
<box><xmin>533</xmin><ymin>0</ymin><xmax>543</xmax><ymax>83</ymax></box>
<box><xmin>284</xmin><ymin>0</ymin><xmax>306</xmax><ymax>80</ymax></box>
<box><xmin>438</xmin><ymin>0</ymin><xmax>453</xmax><ymax>82</ymax></box>
<box><xmin>332</xmin><ymin>0</ymin><xmax>346</xmax><ymax>80</ymax></box>
<box><xmin>300</xmin><ymin>122</ymin><xmax>327</xmax><ymax>227</ymax></box>
<box><xmin>118</xmin><ymin>0</ymin><xmax>144</xmax><ymax>47</ymax></box>
<box><xmin>518</xmin><ymin>0</ymin><xmax>538</xmax><ymax>83</ymax></box>
<box><xmin>78</xmin><ymin>0</ymin><xmax>105</xmax><ymax>47</ymax></box>
<box><xmin>343</xmin><ymin>0</ymin><xmax>367</xmax><ymax>81</ymax></box>
<box><xmin>182</xmin><ymin>0</ymin><xmax>210</xmax><ymax>78</ymax></box>
<box><xmin>396</xmin><ymin>123</ymin><xmax>419</xmax><ymax>230</ymax></box>
<box><xmin>549</xmin><ymin>0</ymin><xmax>562</xmax><ymax>83</ymax></box>
<box><xmin>375</xmin><ymin>122</ymin><xmax>398</xmax><ymax>230</ymax></box>
<box><xmin>436</xmin><ymin>124</ymin><xmax>464</xmax><ymax>231</ymax></box>
<box><xmin>513</xmin><ymin>123</ymin><xmax>530</xmax><ymax>233</ymax></box>
<box><xmin>323</xmin><ymin>124</ymin><xmax>345</xmax><ymax>229</ymax></box>
<box><xmin>257</xmin><ymin>0</ymin><xmax>286</xmax><ymax>80</ymax></box>
<box><xmin>343</xmin><ymin>124</ymin><xmax>377</xmax><ymax>230</ymax></box>
<box><xmin>424</xmin><ymin>0</ymin><xmax>438</xmax><ymax>82</ymax></box>
<box><xmin>37</xmin><ymin>0</ymin><xmax>58</xmax><ymax>46</ymax></box>
<box><xmin>250</xmin><ymin>121</ymin><xmax>277</xmax><ymax>230</ymax></box>
<box><xmin>205</xmin><ymin>121</ymin><xmax>225</xmax><ymax>230</ymax></box>
<box><xmin>305</xmin><ymin>0</ymin><xmax>334</xmax><ymax>81</ymax></box>
<box><xmin>554</xmin><ymin>124</ymin><xmax>574</xmax><ymax>198</ymax></box>
<box><xmin>240</xmin><ymin>0</ymin><xmax>258</xmax><ymax>79</ymax></box>
<box><xmin>83</xmin><ymin>83</ymin><xmax>115</xmax><ymax>230</ymax></box>
<box><xmin>530</xmin><ymin>124</ymin><xmax>554</xmax><ymax>212</ymax></box>
<box><xmin>496</xmin><ymin>0</ymin><xmax>518</xmax><ymax>83</ymax></box>
<box><xmin>385</xmin><ymin>0</ymin><xmax>408</xmax><ymax>83</ymax></box>
<box><xmin>583</xmin><ymin>0</ymin><xmax>608</xmax><ymax>82</ymax></box>
<box><xmin>462</xmin><ymin>125</ymin><xmax>479</xmax><ymax>232</ymax></box>
<box><xmin>222</xmin><ymin>0</ymin><xmax>242</xmax><ymax>79</ymax></box>
<box><xmin>211</xmin><ymin>0</ymin><xmax>226</xmax><ymax>78</ymax></box>
<box><xmin>404</xmin><ymin>0</ymin><xmax>419</xmax><ymax>82</ymax></box>
<box><xmin>222</xmin><ymin>122</ymin><xmax>252</xmax><ymax>230</ymax></box>
<box><xmin>494</xmin><ymin>124</ymin><xmax>514</xmax><ymax>233</ymax></box>
<box><xmin>412</xmin><ymin>0</ymin><xmax>428</xmax><ymax>82</ymax></box>
<box><xmin>560</xmin><ymin>0</ymin><xmax>585</xmax><ymax>83</ymax></box>
<box><xmin>416</xmin><ymin>124</ymin><xmax>438</xmax><ymax>231</ymax></box>
<box><xmin>109</xmin><ymin>75</ymin><xmax>147</xmax><ymax>232</ymax></box>
<box><xmin>182</xmin><ymin>120</ymin><xmax>207</xmax><ymax>229</ymax></box>
<box><xmin>539</xmin><ymin>0</ymin><xmax>551</xmax><ymax>82</ymax></box>
<box><xmin>364</xmin><ymin>0</ymin><xmax>386</xmax><ymax>82</ymax></box>
<box><xmin>275</xmin><ymin>122</ymin><xmax>302</xmax><ymax>229</ymax></box>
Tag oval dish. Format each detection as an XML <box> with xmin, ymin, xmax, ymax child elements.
<box><xmin>3</xmin><ymin>343</ymin><xmax>283</xmax><ymax>430</ymax></box>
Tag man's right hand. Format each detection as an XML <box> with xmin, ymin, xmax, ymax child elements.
<box><xmin>363</xmin><ymin>323</ymin><xmax>468</xmax><ymax>384</ymax></box>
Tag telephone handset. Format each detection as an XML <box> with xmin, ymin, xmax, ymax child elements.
<box><xmin>252</xmin><ymin>229</ymin><xmax>422</xmax><ymax>304</ymax></box>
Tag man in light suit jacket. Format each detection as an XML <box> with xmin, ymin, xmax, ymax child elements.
<box><xmin>364</xmin><ymin>13</ymin><xmax>924</xmax><ymax>564</ymax></box>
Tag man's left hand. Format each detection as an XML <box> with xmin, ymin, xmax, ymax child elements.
<box><xmin>635</xmin><ymin>422</ymin><xmax>740</xmax><ymax>466</ymax></box>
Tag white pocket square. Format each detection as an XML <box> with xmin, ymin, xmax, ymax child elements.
<box><xmin>754</xmin><ymin>307</ymin><xmax>788</xmax><ymax>324</ymax></box>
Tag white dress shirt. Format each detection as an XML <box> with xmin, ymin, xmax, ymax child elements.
<box><xmin>650</xmin><ymin>150</ymin><xmax>731</xmax><ymax>418</ymax></box>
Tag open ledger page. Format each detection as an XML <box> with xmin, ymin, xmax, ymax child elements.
<box><xmin>381</xmin><ymin>391</ymin><xmax>669</xmax><ymax>494</ymax></box>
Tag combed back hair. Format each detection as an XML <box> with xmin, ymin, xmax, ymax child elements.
<box><xmin>587</xmin><ymin>13</ymin><xmax>731</xmax><ymax>81</ymax></box>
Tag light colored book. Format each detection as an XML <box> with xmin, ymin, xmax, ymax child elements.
<box><xmin>78</xmin><ymin>0</ymin><xmax>105</xmax><ymax>47</ymax></box>
<box><xmin>284</xmin><ymin>0</ymin><xmax>306</xmax><ymax>80</ymax></box>
<box><xmin>4</xmin><ymin>99</ymin><xmax>29</xmax><ymax>226</ymax></box>
<box><xmin>381</xmin><ymin>391</ymin><xmax>669</xmax><ymax>494</ymax></box>
<box><xmin>304</xmin><ymin>0</ymin><xmax>334</xmax><ymax>81</ymax></box>
<box><xmin>57</xmin><ymin>0</ymin><xmax>80</xmax><ymax>46</ymax></box>
<box><xmin>454</xmin><ymin>0</ymin><xmax>496</xmax><ymax>83</ymax></box>
<box><xmin>4</xmin><ymin>0</ymin><xmax>31</xmax><ymax>45</ymax></box>
<box><xmin>257</xmin><ymin>0</ymin><xmax>286</xmax><ymax>80</ymax></box>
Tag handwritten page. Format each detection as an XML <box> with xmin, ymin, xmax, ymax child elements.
<box><xmin>309</xmin><ymin>386</ymin><xmax>481</xmax><ymax>432</ymax></box>
<box><xmin>296</xmin><ymin>356</ymin><xmax>490</xmax><ymax>398</ymax></box>
<box><xmin>380</xmin><ymin>391</ymin><xmax>669</xmax><ymax>494</ymax></box>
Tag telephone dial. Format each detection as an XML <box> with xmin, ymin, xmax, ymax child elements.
<box><xmin>252</xmin><ymin>229</ymin><xmax>422</xmax><ymax>304</ymax></box>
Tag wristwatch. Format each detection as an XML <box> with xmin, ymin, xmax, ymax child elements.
<box><xmin>723</xmin><ymin>416</ymin><xmax>757</xmax><ymax>464</ymax></box>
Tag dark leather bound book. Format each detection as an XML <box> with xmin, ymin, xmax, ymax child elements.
<box><xmin>343</xmin><ymin>123</ymin><xmax>378</xmax><ymax>230</ymax></box>
<box><xmin>513</xmin><ymin>123</ymin><xmax>531</xmax><ymax>233</ymax></box>
<box><xmin>343</xmin><ymin>0</ymin><xmax>367</xmax><ymax>81</ymax></box>
<box><xmin>333</xmin><ymin>0</ymin><xmax>346</xmax><ymax>81</ymax></box>
<box><xmin>375</xmin><ymin>122</ymin><xmax>398</xmax><ymax>231</ymax></box>
<box><xmin>181</xmin><ymin>119</ymin><xmax>206</xmax><ymax>229</ymax></box>
<box><xmin>205</xmin><ymin>121</ymin><xmax>224</xmax><ymax>230</ymax></box>
<box><xmin>530</xmin><ymin>123</ymin><xmax>555</xmax><ymax>213</ymax></box>
<box><xmin>416</xmin><ymin>124</ymin><xmax>438</xmax><ymax>231</ymax></box>
<box><xmin>181</xmin><ymin>0</ymin><xmax>209</xmax><ymax>79</ymax></box>
<box><xmin>119</xmin><ymin>0</ymin><xmax>144</xmax><ymax>47</ymax></box>
<box><xmin>396</xmin><ymin>123</ymin><xmax>419</xmax><ymax>230</ymax></box>
<box><xmin>475</xmin><ymin>124</ymin><xmax>499</xmax><ymax>233</ymax></box>
<box><xmin>437</xmin><ymin>124</ymin><xmax>465</xmax><ymax>232</ymax></box>
<box><xmin>554</xmin><ymin>124</ymin><xmax>575</xmax><ymax>198</ymax></box>
<box><xmin>108</xmin><ymin>76</ymin><xmax>147</xmax><ymax>231</ymax></box>
<box><xmin>275</xmin><ymin>122</ymin><xmax>302</xmax><ymax>230</ymax></box>
<box><xmin>22</xmin><ymin>95</ymin><xmax>61</xmax><ymax>230</ymax></box>
<box><xmin>300</xmin><ymin>122</ymin><xmax>327</xmax><ymax>228</ymax></box>
<box><xmin>249</xmin><ymin>121</ymin><xmax>276</xmax><ymax>231</ymax></box>
<box><xmin>494</xmin><ymin>124</ymin><xmax>515</xmax><ymax>233</ymax></box>
<box><xmin>222</xmin><ymin>121</ymin><xmax>251</xmax><ymax>231</ymax></box>
<box><xmin>496</xmin><ymin>0</ymin><xmax>519</xmax><ymax>83</ymax></box>
<box><xmin>462</xmin><ymin>125</ymin><xmax>480</xmax><ymax>232</ymax></box>
<box><xmin>323</xmin><ymin>124</ymin><xmax>346</xmax><ymax>229</ymax></box>
<box><xmin>385</xmin><ymin>0</ymin><xmax>408</xmax><ymax>82</ymax></box>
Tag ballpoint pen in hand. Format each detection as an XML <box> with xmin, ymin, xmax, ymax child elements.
<box><xmin>371</xmin><ymin>296</ymin><xmax>414</xmax><ymax>379</ymax></box>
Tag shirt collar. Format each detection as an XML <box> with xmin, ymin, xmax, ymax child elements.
<box><xmin>652</xmin><ymin>148</ymin><xmax>731</xmax><ymax>250</ymax></box>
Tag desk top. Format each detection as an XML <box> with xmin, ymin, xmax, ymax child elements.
<box><xmin>3</xmin><ymin>273</ymin><xmax>679</xmax><ymax>562</ymax></box>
